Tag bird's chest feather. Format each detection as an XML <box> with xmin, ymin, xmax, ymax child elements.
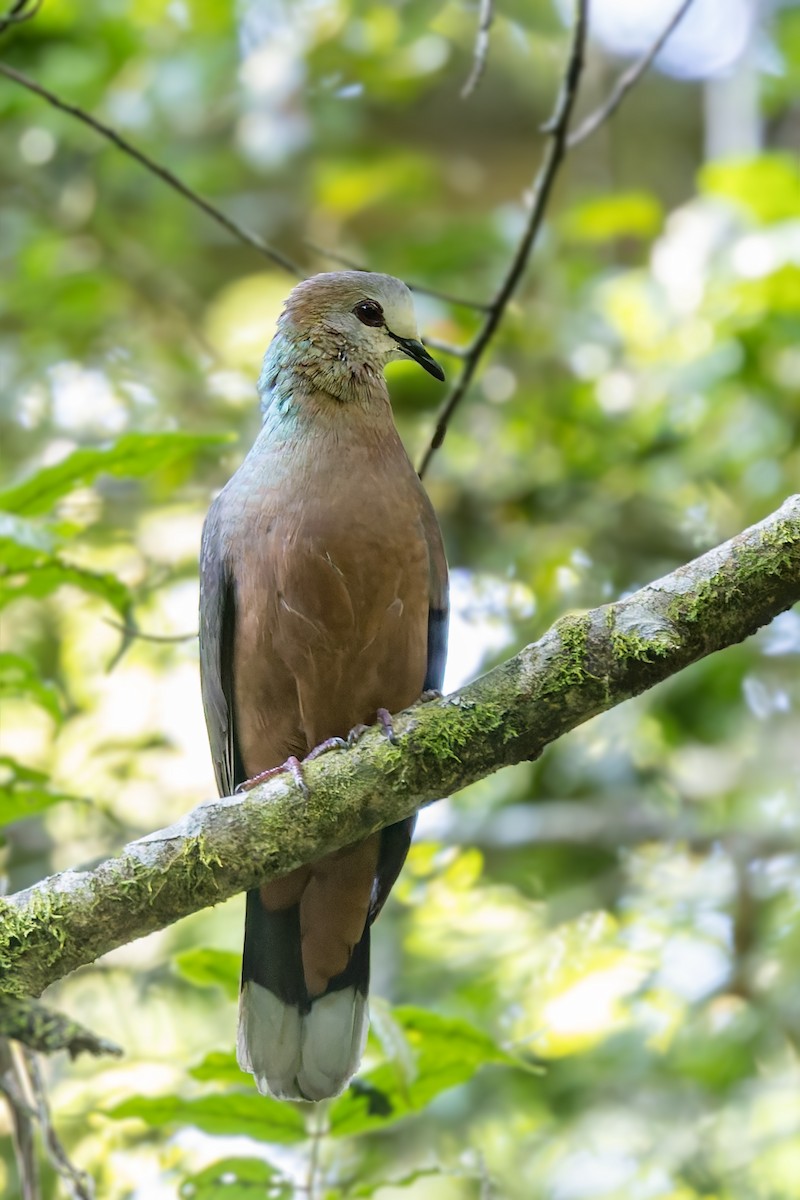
<box><xmin>227</xmin><ymin>428</ymin><xmax>431</xmax><ymax>752</ymax></box>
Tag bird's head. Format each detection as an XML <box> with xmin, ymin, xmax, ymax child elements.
<box><xmin>276</xmin><ymin>271</ymin><xmax>445</xmax><ymax>390</ymax></box>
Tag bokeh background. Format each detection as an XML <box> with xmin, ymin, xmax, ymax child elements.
<box><xmin>1</xmin><ymin>0</ymin><xmax>800</xmax><ymax>1196</ymax></box>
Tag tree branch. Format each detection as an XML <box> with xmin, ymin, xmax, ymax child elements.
<box><xmin>461</xmin><ymin>0</ymin><xmax>495</xmax><ymax>100</ymax></box>
<box><xmin>305</xmin><ymin>241</ymin><xmax>492</xmax><ymax>312</ymax></box>
<box><xmin>0</xmin><ymin>0</ymin><xmax>41</xmax><ymax>37</ymax></box>
<box><xmin>417</xmin><ymin>0</ymin><xmax>589</xmax><ymax>477</ymax></box>
<box><xmin>0</xmin><ymin>61</ymin><xmax>302</xmax><ymax>276</ymax></box>
<box><xmin>568</xmin><ymin>0</ymin><xmax>696</xmax><ymax>148</ymax></box>
<box><xmin>417</xmin><ymin>0</ymin><xmax>699</xmax><ymax>476</ymax></box>
<box><xmin>0</xmin><ymin>996</ymin><xmax>122</xmax><ymax>1059</ymax></box>
<box><xmin>2</xmin><ymin>496</ymin><xmax>798</xmax><ymax>998</ymax></box>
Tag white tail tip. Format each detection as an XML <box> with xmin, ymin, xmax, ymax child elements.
<box><xmin>238</xmin><ymin>981</ymin><xmax>368</xmax><ymax>1101</ymax></box>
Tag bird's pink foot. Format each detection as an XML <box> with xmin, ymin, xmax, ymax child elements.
<box><xmin>236</xmin><ymin>755</ymin><xmax>308</xmax><ymax>798</ymax></box>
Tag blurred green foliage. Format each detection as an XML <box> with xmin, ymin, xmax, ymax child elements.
<box><xmin>1</xmin><ymin>1</ymin><xmax>799</xmax><ymax>1197</ymax></box>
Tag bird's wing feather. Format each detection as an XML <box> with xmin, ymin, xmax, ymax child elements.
<box><xmin>199</xmin><ymin>502</ymin><xmax>242</xmax><ymax>795</ymax></box>
<box><xmin>421</xmin><ymin>490</ymin><xmax>449</xmax><ymax>693</ymax></box>
<box><xmin>370</xmin><ymin>485</ymin><xmax>449</xmax><ymax>921</ymax></box>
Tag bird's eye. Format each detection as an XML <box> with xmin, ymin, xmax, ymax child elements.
<box><xmin>352</xmin><ymin>299</ymin><xmax>384</xmax><ymax>327</ymax></box>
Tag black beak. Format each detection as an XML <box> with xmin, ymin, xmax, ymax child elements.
<box><xmin>388</xmin><ymin>332</ymin><xmax>445</xmax><ymax>382</ymax></box>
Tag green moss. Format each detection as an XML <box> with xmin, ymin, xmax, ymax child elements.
<box><xmin>667</xmin><ymin>519</ymin><xmax>799</xmax><ymax>630</ymax></box>
<box><xmin>667</xmin><ymin>579</ymin><xmax>715</xmax><ymax>627</ymax></box>
<box><xmin>401</xmin><ymin>699</ymin><xmax>509</xmax><ymax>772</ymax></box>
<box><xmin>544</xmin><ymin>613</ymin><xmax>591</xmax><ymax>694</ymax></box>
<box><xmin>611</xmin><ymin>629</ymin><xmax>673</xmax><ymax>663</ymax></box>
<box><xmin>0</xmin><ymin>895</ymin><xmax>67</xmax><ymax>996</ymax></box>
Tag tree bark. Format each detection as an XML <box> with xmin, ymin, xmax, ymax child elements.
<box><xmin>1</xmin><ymin>495</ymin><xmax>798</xmax><ymax>998</ymax></box>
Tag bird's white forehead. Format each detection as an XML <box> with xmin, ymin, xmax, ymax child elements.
<box><xmin>355</xmin><ymin>273</ymin><xmax>418</xmax><ymax>337</ymax></box>
<box><xmin>288</xmin><ymin>271</ymin><xmax>419</xmax><ymax>339</ymax></box>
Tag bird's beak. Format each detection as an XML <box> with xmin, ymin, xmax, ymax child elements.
<box><xmin>388</xmin><ymin>332</ymin><xmax>445</xmax><ymax>382</ymax></box>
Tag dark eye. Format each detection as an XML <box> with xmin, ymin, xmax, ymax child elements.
<box><xmin>353</xmin><ymin>299</ymin><xmax>384</xmax><ymax>327</ymax></box>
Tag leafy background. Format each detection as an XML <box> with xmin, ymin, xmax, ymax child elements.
<box><xmin>1</xmin><ymin>0</ymin><xmax>800</xmax><ymax>1196</ymax></box>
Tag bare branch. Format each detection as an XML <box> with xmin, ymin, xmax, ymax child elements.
<box><xmin>418</xmin><ymin>0</ymin><xmax>589</xmax><ymax>478</ymax></box>
<box><xmin>0</xmin><ymin>1041</ymin><xmax>39</xmax><ymax>1200</ymax></box>
<box><xmin>568</xmin><ymin>0</ymin><xmax>696</xmax><ymax>147</ymax></box>
<box><xmin>0</xmin><ymin>0</ymin><xmax>41</xmax><ymax>36</ymax></box>
<box><xmin>1</xmin><ymin>1037</ymin><xmax>100</xmax><ymax>1200</ymax></box>
<box><xmin>306</xmin><ymin>241</ymin><xmax>493</xmax><ymax>312</ymax></box>
<box><xmin>461</xmin><ymin>0</ymin><xmax>495</xmax><ymax>100</ymax></box>
<box><xmin>0</xmin><ymin>61</ymin><xmax>302</xmax><ymax>276</ymax></box>
<box><xmin>2</xmin><ymin>495</ymin><xmax>798</xmax><ymax>997</ymax></box>
<box><xmin>102</xmin><ymin>617</ymin><xmax>198</xmax><ymax>644</ymax></box>
<box><xmin>24</xmin><ymin>1054</ymin><xmax>95</xmax><ymax>1200</ymax></box>
<box><xmin>420</xmin><ymin>335</ymin><xmax>471</xmax><ymax>360</ymax></box>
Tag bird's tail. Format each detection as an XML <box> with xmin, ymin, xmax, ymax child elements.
<box><xmin>237</xmin><ymin>889</ymin><xmax>369</xmax><ymax>1101</ymax></box>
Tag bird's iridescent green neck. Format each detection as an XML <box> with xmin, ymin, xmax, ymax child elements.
<box><xmin>257</xmin><ymin>326</ymin><xmax>386</xmax><ymax>420</ymax></box>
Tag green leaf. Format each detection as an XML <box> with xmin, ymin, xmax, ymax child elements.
<box><xmin>561</xmin><ymin>191</ymin><xmax>663</xmax><ymax>243</ymax></box>
<box><xmin>179</xmin><ymin>1157</ymin><xmax>290</xmax><ymax>1200</ymax></box>
<box><xmin>699</xmin><ymin>154</ymin><xmax>800</xmax><ymax>224</ymax></box>
<box><xmin>106</xmin><ymin>1092</ymin><xmax>306</xmax><ymax>1143</ymax></box>
<box><xmin>0</xmin><ymin>511</ymin><xmax>132</xmax><ymax>615</ymax></box>
<box><xmin>0</xmin><ymin>653</ymin><xmax>64</xmax><ymax>723</ymax></box>
<box><xmin>735</xmin><ymin>265</ymin><xmax>800</xmax><ymax>316</ymax></box>
<box><xmin>189</xmin><ymin>1050</ymin><xmax>243</xmax><ymax>1088</ymax></box>
<box><xmin>0</xmin><ymin>756</ymin><xmax>84</xmax><ymax>829</ymax></box>
<box><xmin>0</xmin><ymin>560</ymin><xmax>132</xmax><ymax>616</ymax></box>
<box><xmin>0</xmin><ymin>432</ymin><xmax>233</xmax><ymax>517</ymax></box>
<box><xmin>0</xmin><ymin>513</ymin><xmax>59</xmax><ymax>569</ymax></box>
<box><xmin>350</xmin><ymin>1168</ymin><xmax>460</xmax><ymax>1198</ymax></box>
<box><xmin>174</xmin><ymin>948</ymin><xmax>240</xmax><ymax>1001</ymax></box>
<box><xmin>328</xmin><ymin>1007</ymin><xmax>513</xmax><ymax>1137</ymax></box>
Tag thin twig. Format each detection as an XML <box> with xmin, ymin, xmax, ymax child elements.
<box><xmin>418</xmin><ymin>0</ymin><xmax>589</xmax><ymax>478</ymax></box>
<box><xmin>26</xmin><ymin>1053</ymin><xmax>95</xmax><ymax>1200</ymax></box>
<box><xmin>1</xmin><ymin>1041</ymin><xmax>39</xmax><ymax>1200</ymax></box>
<box><xmin>1</xmin><ymin>39</ymin><xmax>493</xmax><ymax>315</ymax></box>
<box><xmin>306</xmin><ymin>240</ymin><xmax>492</xmax><ymax>312</ymax></box>
<box><xmin>421</xmin><ymin>335</ymin><xmax>471</xmax><ymax>359</ymax></box>
<box><xmin>461</xmin><ymin>0</ymin><xmax>495</xmax><ymax>99</ymax></box>
<box><xmin>102</xmin><ymin>617</ymin><xmax>198</xmax><ymax>644</ymax></box>
<box><xmin>568</xmin><ymin>0</ymin><xmax>696</xmax><ymax>147</ymax></box>
<box><xmin>0</xmin><ymin>61</ymin><xmax>301</xmax><ymax>276</ymax></box>
<box><xmin>0</xmin><ymin>0</ymin><xmax>41</xmax><ymax>36</ymax></box>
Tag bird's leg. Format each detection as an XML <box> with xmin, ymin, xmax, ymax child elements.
<box><xmin>236</xmin><ymin>735</ymin><xmax>351</xmax><ymax>799</ymax></box>
<box><xmin>236</xmin><ymin>756</ymin><xmax>309</xmax><ymax>798</ymax></box>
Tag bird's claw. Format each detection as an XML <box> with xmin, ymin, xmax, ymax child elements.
<box><xmin>304</xmin><ymin>736</ymin><xmax>348</xmax><ymax>762</ymax></box>
<box><xmin>237</xmin><ymin>714</ymin><xmax>400</xmax><ymax>798</ymax></box>
<box><xmin>376</xmin><ymin>707</ymin><xmax>398</xmax><ymax>746</ymax></box>
<box><xmin>419</xmin><ymin>689</ymin><xmax>443</xmax><ymax>703</ymax></box>
<box><xmin>346</xmin><ymin>709</ymin><xmax>399</xmax><ymax>748</ymax></box>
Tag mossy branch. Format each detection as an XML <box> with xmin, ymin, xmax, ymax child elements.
<box><xmin>1</xmin><ymin>496</ymin><xmax>799</xmax><ymax>998</ymax></box>
<box><xmin>0</xmin><ymin>996</ymin><xmax>123</xmax><ymax>1058</ymax></box>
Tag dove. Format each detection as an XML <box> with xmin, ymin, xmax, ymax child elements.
<box><xmin>199</xmin><ymin>272</ymin><xmax>448</xmax><ymax>1100</ymax></box>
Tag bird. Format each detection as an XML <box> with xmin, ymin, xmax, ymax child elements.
<box><xmin>198</xmin><ymin>271</ymin><xmax>449</xmax><ymax>1102</ymax></box>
